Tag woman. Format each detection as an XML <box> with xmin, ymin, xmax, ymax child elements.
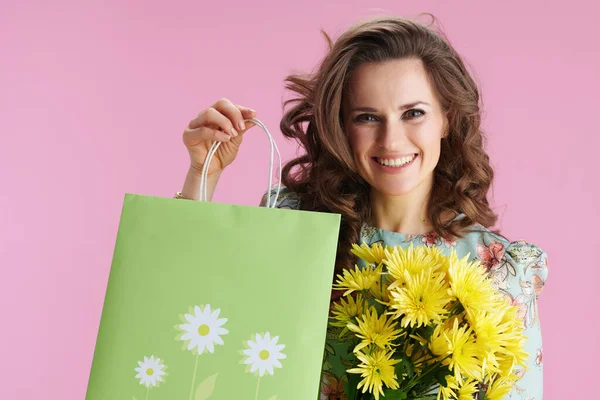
<box><xmin>176</xmin><ymin>15</ymin><xmax>548</xmax><ymax>400</ymax></box>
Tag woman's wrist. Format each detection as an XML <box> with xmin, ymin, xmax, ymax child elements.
<box><xmin>188</xmin><ymin>163</ymin><xmax>211</xmax><ymax>178</ymax></box>
<box><xmin>179</xmin><ymin>165</ymin><xmax>222</xmax><ymax>201</ymax></box>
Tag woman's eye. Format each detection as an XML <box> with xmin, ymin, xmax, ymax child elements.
<box><xmin>355</xmin><ymin>114</ymin><xmax>377</xmax><ymax>123</ymax></box>
<box><xmin>354</xmin><ymin>110</ymin><xmax>424</xmax><ymax>123</ymax></box>
<box><xmin>404</xmin><ymin>109</ymin><xmax>425</xmax><ymax>119</ymax></box>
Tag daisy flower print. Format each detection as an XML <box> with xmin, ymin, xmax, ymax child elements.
<box><xmin>134</xmin><ymin>355</ymin><xmax>166</xmax><ymax>388</ymax></box>
<box><xmin>178</xmin><ymin>304</ymin><xmax>229</xmax><ymax>354</ymax></box>
<box><xmin>242</xmin><ymin>332</ymin><xmax>287</xmax><ymax>377</ymax></box>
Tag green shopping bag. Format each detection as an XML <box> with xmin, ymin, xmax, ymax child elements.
<box><xmin>86</xmin><ymin>119</ymin><xmax>341</xmax><ymax>400</ymax></box>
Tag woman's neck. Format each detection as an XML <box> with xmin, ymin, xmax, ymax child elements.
<box><xmin>370</xmin><ymin>181</ymin><xmax>433</xmax><ymax>235</ymax></box>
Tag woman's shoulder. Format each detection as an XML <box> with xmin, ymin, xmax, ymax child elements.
<box><xmin>461</xmin><ymin>223</ymin><xmax>548</xmax><ymax>264</ymax></box>
<box><xmin>458</xmin><ymin>222</ymin><xmax>549</xmax><ymax>293</ymax></box>
<box><xmin>259</xmin><ymin>185</ymin><xmax>301</xmax><ymax>210</ymax></box>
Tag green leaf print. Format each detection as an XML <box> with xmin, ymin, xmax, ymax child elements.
<box><xmin>195</xmin><ymin>373</ymin><xmax>218</xmax><ymax>400</ymax></box>
<box><xmin>324</xmin><ymin>342</ymin><xmax>335</xmax><ymax>355</ymax></box>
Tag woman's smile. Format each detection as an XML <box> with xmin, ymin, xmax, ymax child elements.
<box><xmin>372</xmin><ymin>154</ymin><xmax>419</xmax><ymax>174</ymax></box>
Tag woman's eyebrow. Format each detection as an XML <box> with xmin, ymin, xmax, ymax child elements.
<box><xmin>398</xmin><ymin>101</ymin><xmax>430</xmax><ymax>110</ymax></box>
<box><xmin>350</xmin><ymin>101</ymin><xmax>430</xmax><ymax>112</ymax></box>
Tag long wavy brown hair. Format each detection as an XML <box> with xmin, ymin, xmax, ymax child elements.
<box><xmin>279</xmin><ymin>14</ymin><xmax>498</xmax><ymax>273</ymax></box>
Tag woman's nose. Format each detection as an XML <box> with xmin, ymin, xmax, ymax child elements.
<box><xmin>376</xmin><ymin>120</ymin><xmax>407</xmax><ymax>150</ymax></box>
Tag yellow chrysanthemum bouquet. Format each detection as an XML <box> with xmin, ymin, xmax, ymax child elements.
<box><xmin>330</xmin><ymin>242</ymin><xmax>528</xmax><ymax>400</ymax></box>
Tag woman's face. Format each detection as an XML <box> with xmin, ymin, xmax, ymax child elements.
<box><xmin>341</xmin><ymin>58</ymin><xmax>448</xmax><ymax>198</ymax></box>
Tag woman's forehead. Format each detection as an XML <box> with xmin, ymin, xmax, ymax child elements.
<box><xmin>344</xmin><ymin>59</ymin><xmax>437</xmax><ymax>107</ymax></box>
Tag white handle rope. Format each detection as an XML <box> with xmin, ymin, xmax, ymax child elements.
<box><xmin>198</xmin><ymin>117</ymin><xmax>282</xmax><ymax>208</ymax></box>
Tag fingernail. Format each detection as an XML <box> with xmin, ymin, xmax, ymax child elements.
<box><xmin>230</xmin><ymin>128</ymin><xmax>238</xmax><ymax>137</ymax></box>
<box><xmin>238</xmin><ymin>120</ymin><xmax>246</xmax><ymax>131</ymax></box>
<box><xmin>249</xmin><ymin>108</ymin><xmax>256</xmax><ymax>114</ymax></box>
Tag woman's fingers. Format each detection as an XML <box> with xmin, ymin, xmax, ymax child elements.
<box><xmin>187</xmin><ymin>100</ymin><xmax>258</xmax><ymax>138</ymax></box>
<box><xmin>183</xmin><ymin>125</ymin><xmax>231</xmax><ymax>147</ymax></box>
<box><xmin>188</xmin><ymin>106</ymin><xmax>238</xmax><ymax>137</ymax></box>
<box><xmin>236</xmin><ymin>105</ymin><xmax>258</xmax><ymax>132</ymax></box>
<box><xmin>210</xmin><ymin>98</ymin><xmax>246</xmax><ymax>133</ymax></box>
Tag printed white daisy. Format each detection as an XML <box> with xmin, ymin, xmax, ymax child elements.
<box><xmin>242</xmin><ymin>332</ymin><xmax>287</xmax><ymax>377</ymax></box>
<box><xmin>134</xmin><ymin>355</ymin><xmax>166</xmax><ymax>387</ymax></box>
<box><xmin>179</xmin><ymin>304</ymin><xmax>229</xmax><ymax>354</ymax></box>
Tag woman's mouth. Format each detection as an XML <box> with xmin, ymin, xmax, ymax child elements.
<box><xmin>373</xmin><ymin>154</ymin><xmax>418</xmax><ymax>171</ymax></box>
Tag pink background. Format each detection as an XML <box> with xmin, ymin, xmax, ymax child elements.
<box><xmin>1</xmin><ymin>0</ymin><xmax>598</xmax><ymax>398</ymax></box>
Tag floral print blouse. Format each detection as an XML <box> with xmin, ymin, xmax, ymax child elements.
<box><xmin>261</xmin><ymin>187</ymin><xmax>549</xmax><ymax>400</ymax></box>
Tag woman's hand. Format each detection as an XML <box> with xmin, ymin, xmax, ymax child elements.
<box><xmin>183</xmin><ymin>98</ymin><xmax>257</xmax><ymax>177</ymax></box>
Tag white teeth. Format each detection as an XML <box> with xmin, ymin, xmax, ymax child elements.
<box><xmin>376</xmin><ymin>154</ymin><xmax>416</xmax><ymax>168</ymax></box>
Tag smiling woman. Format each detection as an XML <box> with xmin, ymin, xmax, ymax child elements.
<box><xmin>275</xmin><ymin>16</ymin><xmax>497</xmax><ymax>273</ymax></box>
<box><xmin>177</xmin><ymin>13</ymin><xmax>548</xmax><ymax>400</ymax></box>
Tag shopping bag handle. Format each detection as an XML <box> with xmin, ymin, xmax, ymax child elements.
<box><xmin>199</xmin><ymin>117</ymin><xmax>282</xmax><ymax>208</ymax></box>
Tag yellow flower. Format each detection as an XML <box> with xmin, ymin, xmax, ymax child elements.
<box><xmin>443</xmin><ymin>314</ymin><xmax>464</xmax><ymax>330</ymax></box>
<box><xmin>352</xmin><ymin>242</ymin><xmax>387</xmax><ymax>265</ymax></box>
<box><xmin>347</xmin><ymin>306</ymin><xmax>402</xmax><ymax>353</ymax></box>
<box><xmin>457</xmin><ymin>378</ymin><xmax>478</xmax><ymax>400</ymax></box>
<box><xmin>468</xmin><ymin>300</ymin><xmax>528</xmax><ymax>377</ymax></box>
<box><xmin>499</xmin><ymin>298</ymin><xmax>524</xmax><ymax>329</ymax></box>
<box><xmin>370</xmin><ymin>276</ymin><xmax>391</xmax><ymax>302</ymax></box>
<box><xmin>430</xmin><ymin>319</ymin><xmax>482</xmax><ymax>381</ymax></box>
<box><xmin>388</xmin><ymin>267</ymin><xmax>451</xmax><ymax>328</ymax></box>
<box><xmin>384</xmin><ymin>243</ymin><xmax>441</xmax><ymax>284</ymax></box>
<box><xmin>436</xmin><ymin>375</ymin><xmax>458</xmax><ymax>400</ymax></box>
<box><xmin>496</xmin><ymin>338</ymin><xmax>528</xmax><ymax>378</ymax></box>
<box><xmin>333</xmin><ymin>264</ymin><xmax>382</xmax><ymax>296</ymax></box>
<box><xmin>330</xmin><ymin>294</ymin><xmax>365</xmax><ymax>335</ymax></box>
<box><xmin>447</xmin><ymin>250</ymin><xmax>498</xmax><ymax>312</ymax></box>
<box><xmin>485</xmin><ymin>376</ymin><xmax>514</xmax><ymax>400</ymax></box>
<box><xmin>495</xmin><ymin>354</ymin><xmax>516</xmax><ymax>379</ymax></box>
<box><xmin>347</xmin><ymin>348</ymin><xmax>400</xmax><ymax>400</ymax></box>
<box><xmin>429</xmin><ymin>246</ymin><xmax>451</xmax><ymax>277</ymax></box>
<box><xmin>438</xmin><ymin>376</ymin><xmax>478</xmax><ymax>400</ymax></box>
<box><xmin>466</xmin><ymin>309</ymin><xmax>505</xmax><ymax>372</ymax></box>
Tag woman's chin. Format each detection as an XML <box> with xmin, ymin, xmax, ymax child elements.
<box><xmin>369</xmin><ymin>182</ymin><xmax>418</xmax><ymax>198</ymax></box>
